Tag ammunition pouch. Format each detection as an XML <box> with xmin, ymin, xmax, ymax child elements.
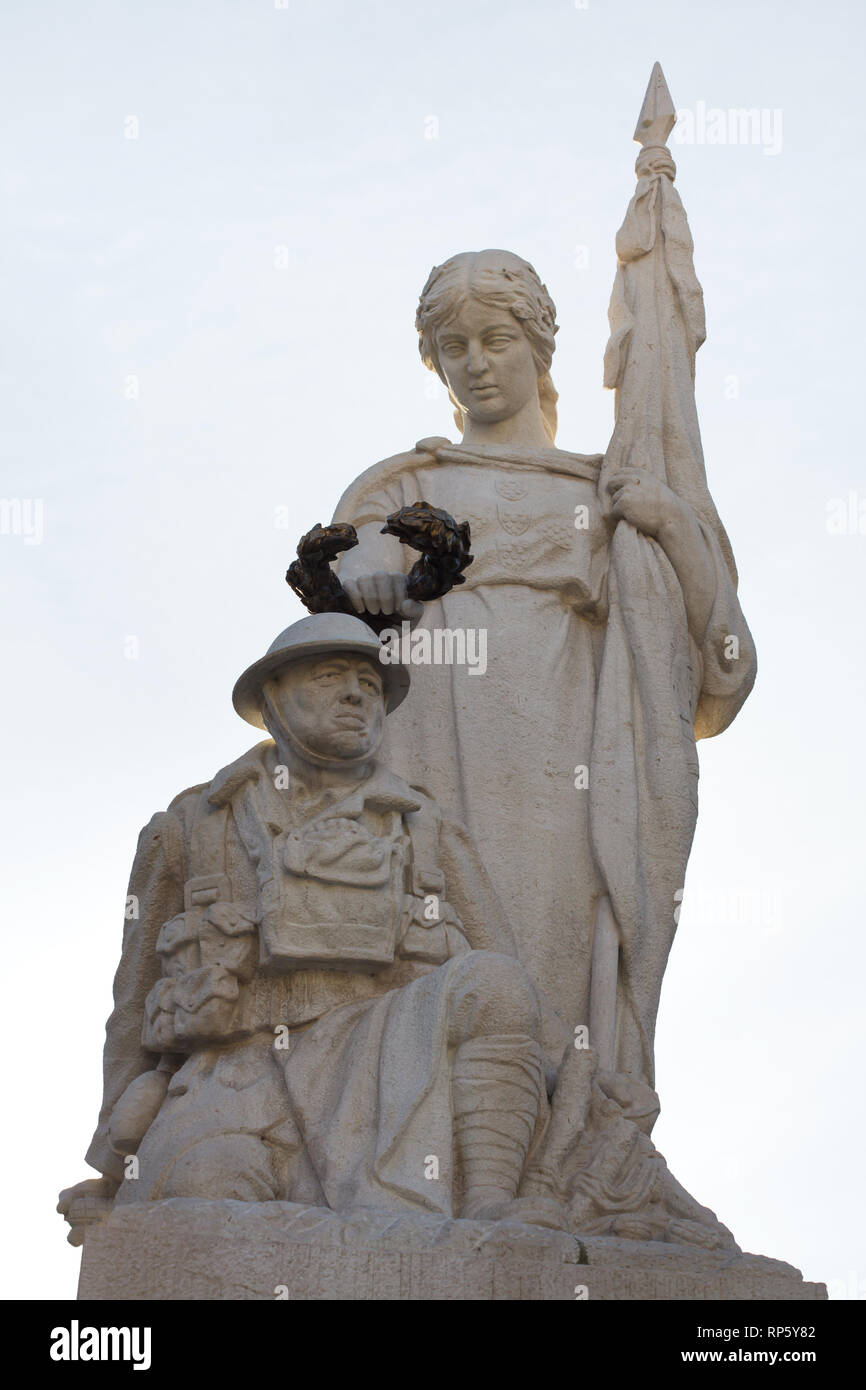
<box><xmin>143</xmin><ymin>866</ymin><xmax>258</xmax><ymax>1050</ymax></box>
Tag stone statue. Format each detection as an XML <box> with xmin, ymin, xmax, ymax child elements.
<box><xmin>60</xmin><ymin>68</ymin><xmax>825</xmax><ymax>1300</ymax></box>
<box><xmin>59</xmin><ymin>613</ymin><xmax>581</xmax><ymax>1242</ymax></box>
<box><xmin>324</xmin><ymin>68</ymin><xmax>758</xmax><ymax>1245</ymax></box>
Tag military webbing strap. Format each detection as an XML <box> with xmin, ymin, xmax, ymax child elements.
<box><xmin>183</xmin><ymin>789</ymin><xmax>232</xmax><ymax>912</ymax></box>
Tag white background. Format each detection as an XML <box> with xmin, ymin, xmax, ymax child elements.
<box><xmin>1</xmin><ymin>0</ymin><xmax>863</xmax><ymax>1299</ymax></box>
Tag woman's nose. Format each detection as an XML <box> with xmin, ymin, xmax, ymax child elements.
<box><xmin>467</xmin><ymin>341</ymin><xmax>489</xmax><ymax>375</ymax></box>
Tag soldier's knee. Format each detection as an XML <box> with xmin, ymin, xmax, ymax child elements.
<box><xmin>447</xmin><ymin>950</ymin><xmax>540</xmax><ymax>1042</ymax></box>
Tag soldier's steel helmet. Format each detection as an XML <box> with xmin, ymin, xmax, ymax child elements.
<box><xmin>232</xmin><ymin>611</ymin><xmax>409</xmax><ymax>730</ymax></box>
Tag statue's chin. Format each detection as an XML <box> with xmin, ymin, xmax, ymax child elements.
<box><xmin>462</xmin><ymin>400</ymin><xmax>511</xmax><ymax>424</ymax></box>
<box><xmin>315</xmin><ymin>730</ymin><xmax>372</xmax><ymax>760</ymax></box>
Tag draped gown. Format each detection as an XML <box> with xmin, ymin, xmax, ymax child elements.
<box><xmin>333</xmin><ymin>433</ymin><xmax>756</xmax><ymax>1087</ymax></box>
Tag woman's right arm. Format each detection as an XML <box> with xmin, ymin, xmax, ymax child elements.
<box><xmin>333</xmin><ymin>446</ymin><xmax>443</xmax><ymax>619</ymax></box>
<box><xmin>337</xmin><ymin>521</ymin><xmax>422</xmax><ymax>619</ymax></box>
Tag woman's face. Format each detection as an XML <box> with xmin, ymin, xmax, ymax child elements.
<box><xmin>434</xmin><ymin>297</ymin><xmax>539</xmax><ymax>426</ymax></box>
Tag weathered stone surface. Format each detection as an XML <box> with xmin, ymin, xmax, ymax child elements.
<box><xmin>79</xmin><ymin>1201</ymin><xmax>826</xmax><ymax>1302</ymax></box>
<box><xmin>59</xmin><ymin>66</ymin><xmax>818</xmax><ymax>1300</ymax></box>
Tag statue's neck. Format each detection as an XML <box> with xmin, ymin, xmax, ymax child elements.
<box><xmin>460</xmin><ymin>395</ymin><xmax>550</xmax><ymax>450</ymax></box>
<box><xmin>272</xmin><ymin>740</ymin><xmax>373</xmax><ymax>798</ymax></box>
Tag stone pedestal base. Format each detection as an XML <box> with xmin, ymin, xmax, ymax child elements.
<box><xmin>78</xmin><ymin>1199</ymin><xmax>826</xmax><ymax>1301</ymax></box>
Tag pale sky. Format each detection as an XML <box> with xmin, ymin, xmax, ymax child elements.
<box><xmin>2</xmin><ymin>0</ymin><xmax>864</xmax><ymax>1299</ymax></box>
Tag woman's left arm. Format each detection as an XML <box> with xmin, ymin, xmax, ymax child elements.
<box><xmin>606</xmin><ymin>469</ymin><xmax>715</xmax><ymax>642</ymax></box>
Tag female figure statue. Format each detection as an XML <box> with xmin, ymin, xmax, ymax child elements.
<box><xmin>332</xmin><ymin>248</ymin><xmax>756</xmax><ymax>1105</ymax></box>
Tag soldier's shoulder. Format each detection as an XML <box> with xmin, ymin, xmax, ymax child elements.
<box><xmin>165</xmin><ymin>783</ymin><xmax>208</xmax><ymax>817</ymax></box>
<box><xmin>144</xmin><ymin>741</ymin><xmax>272</xmax><ymax>833</ymax></box>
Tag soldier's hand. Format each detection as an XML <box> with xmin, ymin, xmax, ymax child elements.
<box><xmin>57</xmin><ymin>1176</ymin><xmax>118</xmax><ymax>1247</ymax></box>
<box><xmin>666</xmin><ymin>1217</ymin><xmax>727</xmax><ymax>1250</ymax></box>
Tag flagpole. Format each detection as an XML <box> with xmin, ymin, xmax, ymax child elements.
<box><xmin>590</xmin><ymin>63</ymin><xmax>705</xmax><ymax>1085</ymax></box>
<box><xmin>589</xmin><ymin>64</ymin><xmax>680</xmax><ymax>1080</ymax></box>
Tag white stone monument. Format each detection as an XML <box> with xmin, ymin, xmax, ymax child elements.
<box><xmin>60</xmin><ymin>66</ymin><xmax>826</xmax><ymax>1301</ymax></box>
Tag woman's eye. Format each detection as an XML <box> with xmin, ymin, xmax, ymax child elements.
<box><xmin>486</xmin><ymin>336</ymin><xmax>513</xmax><ymax>348</ymax></box>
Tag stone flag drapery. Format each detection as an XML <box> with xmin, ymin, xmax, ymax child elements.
<box><xmin>590</xmin><ymin>85</ymin><xmax>756</xmax><ymax>1086</ymax></box>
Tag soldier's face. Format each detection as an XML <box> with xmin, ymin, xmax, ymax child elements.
<box><xmin>267</xmin><ymin>653</ymin><xmax>386</xmax><ymax>760</ymax></box>
<box><xmin>434</xmin><ymin>297</ymin><xmax>539</xmax><ymax>425</ymax></box>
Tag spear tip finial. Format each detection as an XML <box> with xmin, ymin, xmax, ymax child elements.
<box><xmin>633</xmin><ymin>61</ymin><xmax>676</xmax><ymax>147</ymax></box>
